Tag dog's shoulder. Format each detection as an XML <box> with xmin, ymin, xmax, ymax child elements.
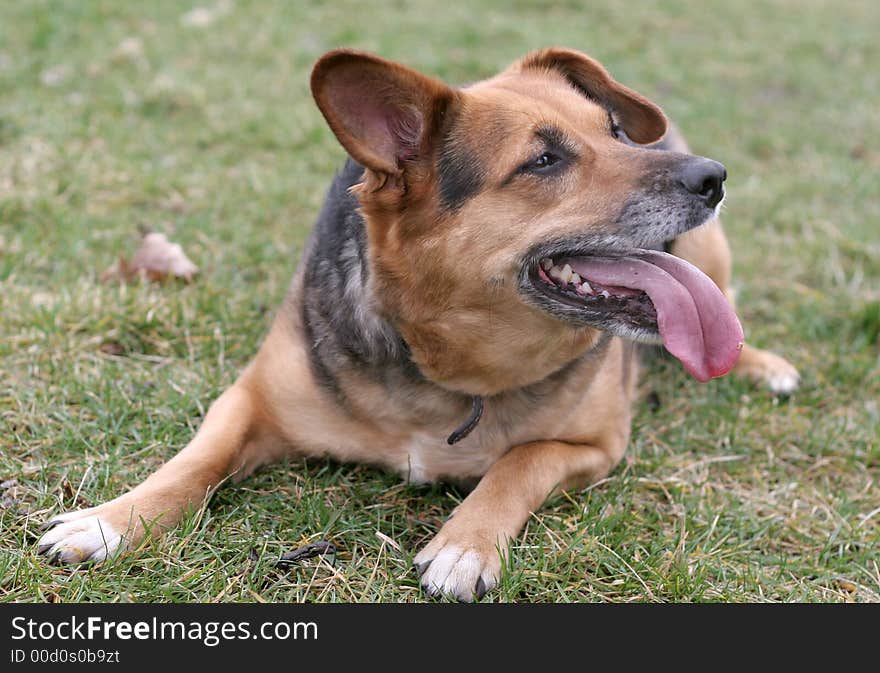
<box><xmin>310</xmin><ymin>157</ymin><xmax>367</xmax><ymax>250</ymax></box>
<box><xmin>299</xmin><ymin>158</ymin><xmax>419</xmax><ymax>397</ymax></box>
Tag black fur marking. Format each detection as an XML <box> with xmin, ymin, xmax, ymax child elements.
<box><xmin>437</xmin><ymin>138</ymin><xmax>484</xmax><ymax>211</ymax></box>
<box><xmin>301</xmin><ymin>158</ymin><xmax>422</xmax><ymax>406</ymax></box>
<box><xmin>536</xmin><ymin>125</ymin><xmax>578</xmax><ymax>156</ymax></box>
<box><xmin>301</xmin><ymin>294</ymin><xmax>345</xmax><ymax>402</ymax></box>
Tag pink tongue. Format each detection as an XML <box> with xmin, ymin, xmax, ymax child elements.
<box><xmin>565</xmin><ymin>251</ymin><xmax>744</xmax><ymax>381</ymax></box>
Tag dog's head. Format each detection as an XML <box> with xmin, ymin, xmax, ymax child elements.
<box><xmin>310</xmin><ymin>48</ymin><xmax>743</xmax><ymax>395</ymax></box>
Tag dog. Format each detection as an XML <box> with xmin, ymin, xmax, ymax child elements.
<box><xmin>37</xmin><ymin>47</ymin><xmax>800</xmax><ymax>601</ymax></box>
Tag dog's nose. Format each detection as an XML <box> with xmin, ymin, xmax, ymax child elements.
<box><xmin>679</xmin><ymin>158</ymin><xmax>726</xmax><ymax>209</ymax></box>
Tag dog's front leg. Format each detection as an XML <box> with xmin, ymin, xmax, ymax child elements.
<box><xmin>37</xmin><ymin>380</ymin><xmax>279</xmax><ymax>564</ymax></box>
<box><xmin>414</xmin><ymin>439</ymin><xmax>623</xmax><ymax>601</ymax></box>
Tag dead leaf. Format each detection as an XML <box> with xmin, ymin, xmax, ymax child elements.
<box><xmin>836</xmin><ymin>579</ymin><xmax>858</xmax><ymax>593</ymax></box>
<box><xmin>102</xmin><ymin>232</ymin><xmax>198</xmax><ymax>283</ymax></box>
<box><xmin>99</xmin><ymin>340</ymin><xmax>126</xmax><ymax>356</ymax></box>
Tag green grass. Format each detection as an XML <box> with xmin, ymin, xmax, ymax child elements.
<box><xmin>1</xmin><ymin>0</ymin><xmax>878</xmax><ymax>603</ymax></box>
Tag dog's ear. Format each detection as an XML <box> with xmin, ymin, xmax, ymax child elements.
<box><xmin>311</xmin><ymin>50</ymin><xmax>457</xmax><ymax>177</ymax></box>
<box><xmin>516</xmin><ymin>47</ymin><xmax>667</xmax><ymax>144</ymax></box>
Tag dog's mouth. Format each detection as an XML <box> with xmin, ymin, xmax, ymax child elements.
<box><xmin>525</xmin><ymin>249</ymin><xmax>744</xmax><ymax>381</ymax></box>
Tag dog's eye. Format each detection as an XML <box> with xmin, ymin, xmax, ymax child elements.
<box><xmin>513</xmin><ymin>141</ymin><xmax>571</xmax><ymax>180</ymax></box>
<box><xmin>533</xmin><ymin>152</ymin><xmax>559</xmax><ymax>169</ymax></box>
<box><xmin>520</xmin><ymin>152</ymin><xmax>563</xmax><ymax>176</ymax></box>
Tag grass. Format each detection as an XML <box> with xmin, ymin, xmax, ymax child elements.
<box><xmin>1</xmin><ymin>0</ymin><xmax>878</xmax><ymax>603</ymax></box>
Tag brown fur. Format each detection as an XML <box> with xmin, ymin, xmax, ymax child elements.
<box><xmin>38</xmin><ymin>48</ymin><xmax>799</xmax><ymax>600</ymax></box>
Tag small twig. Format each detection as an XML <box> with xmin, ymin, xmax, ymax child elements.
<box><xmin>277</xmin><ymin>541</ymin><xmax>337</xmax><ymax>566</ymax></box>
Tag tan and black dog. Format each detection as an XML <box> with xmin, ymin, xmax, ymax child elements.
<box><xmin>38</xmin><ymin>48</ymin><xmax>799</xmax><ymax>600</ymax></box>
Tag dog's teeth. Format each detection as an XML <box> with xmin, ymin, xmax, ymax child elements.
<box><xmin>575</xmin><ymin>281</ymin><xmax>593</xmax><ymax>295</ymax></box>
<box><xmin>600</xmin><ymin>290</ymin><xmax>610</xmax><ymax>298</ymax></box>
<box><xmin>560</xmin><ymin>264</ymin><xmax>573</xmax><ymax>284</ymax></box>
<box><xmin>549</xmin><ymin>265</ymin><xmax>564</xmax><ymax>281</ymax></box>
<box><xmin>540</xmin><ymin>258</ymin><xmax>553</xmax><ymax>271</ymax></box>
<box><xmin>570</xmin><ymin>272</ymin><xmax>581</xmax><ymax>285</ymax></box>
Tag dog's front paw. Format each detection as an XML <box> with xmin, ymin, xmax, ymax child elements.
<box><xmin>37</xmin><ymin>506</ymin><xmax>128</xmax><ymax>564</ymax></box>
<box><xmin>413</xmin><ymin>530</ymin><xmax>502</xmax><ymax>602</ymax></box>
<box><xmin>735</xmin><ymin>346</ymin><xmax>800</xmax><ymax>394</ymax></box>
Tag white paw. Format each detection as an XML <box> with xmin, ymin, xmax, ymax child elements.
<box><xmin>414</xmin><ymin>541</ymin><xmax>500</xmax><ymax>602</ymax></box>
<box><xmin>755</xmin><ymin>353</ymin><xmax>801</xmax><ymax>394</ymax></box>
<box><xmin>766</xmin><ymin>366</ymin><xmax>800</xmax><ymax>394</ymax></box>
<box><xmin>736</xmin><ymin>349</ymin><xmax>800</xmax><ymax>394</ymax></box>
<box><xmin>37</xmin><ymin>510</ymin><xmax>124</xmax><ymax>564</ymax></box>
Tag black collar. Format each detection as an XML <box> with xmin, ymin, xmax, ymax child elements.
<box><xmin>446</xmin><ymin>395</ymin><xmax>484</xmax><ymax>445</ymax></box>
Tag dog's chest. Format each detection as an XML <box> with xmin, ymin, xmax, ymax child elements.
<box><xmin>395</xmin><ymin>431</ymin><xmax>504</xmax><ymax>483</ymax></box>
<box><xmin>393</xmin><ymin>390</ymin><xmax>571</xmax><ymax>483</ymax></box>
<box><xmin>386</xmin><ymin>359</ymin><xmax>608</xmax><ymax>483</ymax></box>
